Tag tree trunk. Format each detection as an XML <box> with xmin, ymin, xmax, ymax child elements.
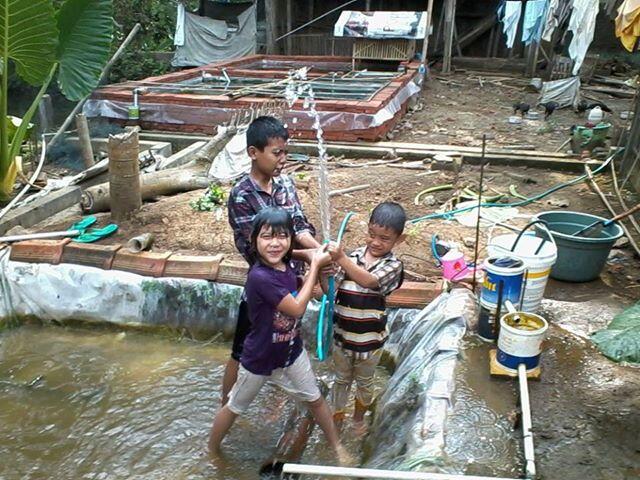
<box><xmin>108</xmin><ymin>128</ymin><xmax>142</xmax><ymax>221</ymax></box>
<box><xmin>75</xmin><ymin>113</ymin><xmax>95</xmax><ymax>168</ymax></box>
<box><xmin>82</xmin><ymin>166</ymin><xmax>210</xmax><ymax>214</ymax></box>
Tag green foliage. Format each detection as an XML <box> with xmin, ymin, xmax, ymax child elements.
<box><xmin>56</xmin><ymin>0</ymin><xmax>113</xmax><ymax>101</ymax></box>
<box><xmin>0</xmin><ymin>0</ymin><xmax>58</xmax><ymax>86</ymax></box>
<box><xmin>592</xmin><ymin>302</ymin><xmax>640</xmax><ymax>363</ymax></box>
<box><xmin>108</xmin><ymin>0</ymin><xmax>200</xmax><ymax>82</ymax></box>
<box><xmin>190</xmin><ymin>184</ymin><xmax>226</xmax><ymax>212</ymax></box>
<box><xmin>0</xmin><ymin>0</ymin><xmax>113</xmax><ymax>200</ymax></box>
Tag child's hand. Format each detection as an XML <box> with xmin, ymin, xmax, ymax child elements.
<box><xmin>311</xmin><ymin>245</ymin><xmax>332</xmax><ymax>268</ymax></box>
<box><xmin>327</xmin><ymin>241</ymin><xmax>345</xmax><ymax>262</ymax></box>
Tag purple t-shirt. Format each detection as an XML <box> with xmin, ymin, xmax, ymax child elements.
<box><xmin>241</xmin><ymin>262</ymin><xmax>303</xmax><ymax>375</ymax></box>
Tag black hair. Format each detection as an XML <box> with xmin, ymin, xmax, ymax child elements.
<box><xmin>249</xmin><ymin>207</ymin><xmax>295</xmax><ymax>264</ymax></box>
<box><xmin>369</xmin><ymin>201</ymin><xmax>406</xmax><ymax>235</ymax></box>
<box><xmin>246</xmin><ymin>116</ymin><xmax>289</xmax><ymax>151</ymax></box>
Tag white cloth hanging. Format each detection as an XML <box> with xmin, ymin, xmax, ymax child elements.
<box><xmin>542</xmin><ymin>0</ymin><xmax>560</xmax><ymax>42</ymax></box>
<box><xmin>499</xmin><ymin>0</ymin><xmax>523</xmax><ymax>49</ymax></box>
<box><xmin>174</xmin><ymin>2</ymin><xmax>186</xmax><ymax>46</ymax></box>
<box><xmin>568</xmin><ymin>0</ymin><xmax>599</xmax><ymax>75</ymax></box>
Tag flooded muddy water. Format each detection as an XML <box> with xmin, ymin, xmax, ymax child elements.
<box><xmin>0</xmin><ymin>324</ymin><xmax>371</xmax><ymax>480</ymax></box>
<box><xmin>2</xmin><ymin>315</ymin><xmax>639</xmax><ymax>480</ymax></box>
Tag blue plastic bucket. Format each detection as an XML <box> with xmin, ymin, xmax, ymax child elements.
<box><xmin>481</xmin><ymin>256</ymin><xmax>525</xmax><ymax>306</ymax></box>
<box><xmin>497</xmin><ymin>311</ymin><xmax>548</xmax><ymax>372</ymax></box>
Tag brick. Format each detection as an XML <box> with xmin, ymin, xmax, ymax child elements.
<box><xmin>387</xmin><ymin>281</ymin><xmax>443</xmax><ymax>309</ymax></box>
<box><xmin>217</xmin><ymin>260</ymin><xmax>248</xmax><ymax>286</ymax></box>
<box><xmin>61</xmin><ymin>242</ymin><xmax>122</xmax><ymax>270</ymax></box>
<box><xmin>112</xmin><ymin>250</ymin><xmax>172</xmax><ymax>277</ymax></box>
<box><xmin>9</xmin><ymin>238</ymin><xmax>71</xmax><ymax>265</ymax></box>
<box><xmin>163</xmin><ymin>254</ymin><xmax>223</xmax><ymax>281</ymax></box>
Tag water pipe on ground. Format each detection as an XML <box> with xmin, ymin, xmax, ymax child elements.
<box><xmin>281</xmin><ymin>464</ymin><xmax>522</xmax><ymax>480</ymax></box>
<box><xmin>409</xmin><ymin>152</ymin><xmax>620</xmax><ymax>224</ymax></box>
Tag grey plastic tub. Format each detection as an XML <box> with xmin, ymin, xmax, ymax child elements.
<box><xmin>533</xmin><ymin>211</ymin><xmax>624</xmax><ymax>282</ymax></box>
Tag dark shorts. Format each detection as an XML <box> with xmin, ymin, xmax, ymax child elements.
<box><xmin>231</xmin><ymin>300</ymin><xmax>251</xmax><ymax>362</ymax></box>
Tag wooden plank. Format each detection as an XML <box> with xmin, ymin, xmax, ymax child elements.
<box><xmin>291</xmin><ymin>139</ymin><xmax>576</xmax><ymax>158</ymax></box>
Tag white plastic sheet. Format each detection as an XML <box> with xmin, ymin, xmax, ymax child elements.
<box><xmin>0</xmin><ymin>251</ymin><xmax>243</xmax><ymax>338</ymax></box>
<box><xmin>208</xmin><ymin>129</ymin><xmax>251</xmax><ymax>181</ymax></box>
<box><xmin>539</xmin><ymin>76</ymin><xmax>581</xmax><ymax>108</ymax></box>
<box><xmin>84</xmin><ymin>78</ymin><xmax>420</xmax><ymax>134</ymax></box>
<box><xmin>365</xmin><ymin>289</ymin><xmax>477</xmax><ymax>469</ymax></box>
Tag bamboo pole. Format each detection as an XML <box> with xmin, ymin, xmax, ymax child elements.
<box><xmin>108</xmin><ymin>128</ymin><xmax>142</xmax><ymax>221</ymax></box>
<box><xmin>75</xmin><ymin>113</ymin><xmax>95</xmax><ymax>168</ymax></box>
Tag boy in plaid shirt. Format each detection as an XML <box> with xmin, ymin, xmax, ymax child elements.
<box><xmin>322</xmin><ymin>202</ymin><xmax>405</xmax><ymax>429</ymax></box>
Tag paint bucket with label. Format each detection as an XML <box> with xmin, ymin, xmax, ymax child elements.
<box><xmin>488</xmin><ymin>220</ymin><xmax>557</xmax><ymax>313</ymax></box>
<box><xmin>481</xmin><ymin>256</ymin><xmax>525</xmax><ymax>306</ymax></box>
<box><xmin>496</xmin><ymin>310</ymin><xmax>548</xmax><ymax>373</ymax></box>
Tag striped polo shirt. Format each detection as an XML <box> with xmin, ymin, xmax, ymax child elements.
<box><xmin>333</xmin><ymin>247</ymin><xmax>403</xmax><ymax>355</ymax></box>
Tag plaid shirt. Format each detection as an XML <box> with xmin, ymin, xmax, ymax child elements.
<box><xmin>228</xmin><ymin>174</ymin><xmax>316</xmax><ymax>264</ymax></box>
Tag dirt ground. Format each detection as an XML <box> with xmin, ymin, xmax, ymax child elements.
<box><xmin>24</xmin><ymin>73</ymin><xmax>640</xmax><ymax>478</ymax></box>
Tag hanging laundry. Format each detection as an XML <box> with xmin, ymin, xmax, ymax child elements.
<box><xmin>522</xmin><ymin>0</ymin><xmax>548</xmax><ymax>45</ymax></box>
<box><xmin>568</xmin><ymin>0</ymin><xmax>599</xmax><ymax>75</ymax></box>
<box><xmin>615</xmin><ymin>0</ymin><xmax>640</xmax><ymax>51</ymax></box>
<box><xmin>542</xmin><ymin>0</ymin><xmax>560</xmax><ymax>42</ymax></box>
<box><xmin>174</xmin><ymin>3</ymin><xmax>186</xmax><ymax>47</ymax></box>
<box><xmin>498</xmin><ymin>0</ymin><xmax>523</xmax><ymax>49</ymax></box>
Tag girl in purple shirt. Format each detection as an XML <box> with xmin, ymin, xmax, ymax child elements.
<box><xmin>208</xmin><ymin>208</ymin><xmax>350</xmax><ymax>465</ymax></box>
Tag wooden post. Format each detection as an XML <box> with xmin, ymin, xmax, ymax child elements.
<box><xmin>286</xmin><ymin>0</ymin><xmax>293</xmax><ymax>55</ymax></box>
<box><xmin>108</xmin><ymin>127</ymin><xmax>141</xmax><ymax>221</ymax></box>
<box><xmin>75</xmin><ymin>113</ymin><xmax>95</xmax><ymax>168</ymax></box>
<box><xmin>265</xmin><ymin>0</ymin><xmax>277</xmax><ymax>54</ymax></box>
<box><xmin>366</xmin><ymin>0</ymin><xmax>371</xmax><ymax>10</ymax></box>
<box><xmin>442</xmin><ymin>0</ymin><xmax>456</xmax><ymax>74</ymax></box>
<box><xmin>525</xmin><ymin>41</ymin><xmax>540</xmax><ymax>77</ymax></box>
<box><xmin>420</xmin><ymin>0</ymin><xmax>434</xmax><ymax>71</ymax></box>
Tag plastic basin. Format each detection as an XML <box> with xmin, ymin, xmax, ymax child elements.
<box><xmin>533</xmin><ymin>211</ymin><xmax>623</xmax><ymax>282</ymax></box>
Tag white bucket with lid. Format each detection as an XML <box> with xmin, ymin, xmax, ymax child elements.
<box><xmin>487</xmin><ymin>222</ymin><xmax>557</xmax><ymax>313</ymax></box>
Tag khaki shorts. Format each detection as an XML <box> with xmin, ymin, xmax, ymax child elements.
<box><xmin>331</xmin><ymin>346</ymin><xmax>382</xmax><ymax>413</ymax></box>
<box><xmin>227</xmin><ymin>349</ymin><xmax>321</xmax><ymax>415</ymax></box>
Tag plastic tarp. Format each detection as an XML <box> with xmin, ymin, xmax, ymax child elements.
<box><xmin>172</xmin><ymin>3</ymin><xmax>256</xmax><ymax>67</ymax></box>
<box><xmin>568</xmin><ymin>0</ymin><xmax>599</xmax><ymax>75</ymax></box>
<box><xmin>0</xmin><ymin>250</ymin><xmax>242</xmax><ymax>338</ymax></box>
<box><xmin>364</xmin><ymin>289</ymin><xmax>477</xmax><ymax>470</ymax></box>
<box><xmin>539</xmin><ymin>76</ymin><xmax>581</xmax><ymax>108</ymax></box>
<box><xmin>208</xmin><ymin>128</ymin><xmax>251</xmax><ymax>181</ymax></box>
<box><xmin>84</xmin><ymin>78</ymin><xmax>420</xmax><ymax>132</ymax></box>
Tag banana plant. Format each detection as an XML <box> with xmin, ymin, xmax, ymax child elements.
<box><xmin>0</xmin><ymin>0</ymin><xmax>113</xmax><ymax>201</ymax></box>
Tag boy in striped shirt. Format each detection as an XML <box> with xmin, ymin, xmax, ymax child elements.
<box><xmin>323</xmin><ymin>202</ymin><xmax>405</xmax><ymax>429</ymax></box>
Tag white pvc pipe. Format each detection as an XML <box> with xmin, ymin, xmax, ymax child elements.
<box><xmin>518</xmin><ymin>363</ymin><xmax>536</xmax><ymax>479</ymax></box>
<box><xmin>0</xmin><ymin>229</ymin><xmax>79</xmax><ymax>243</ymax></box>
<box><xmin>281</xmin><ymin>464</ymin><xmax>521</xmax><ymax>480</ymax></box>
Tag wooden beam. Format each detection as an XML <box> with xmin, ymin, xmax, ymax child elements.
<box><xmin>419</xmin><ymin>0</ymin><xmax>434</xmax><ymax>83</ymax></box>
<box><xmin>442</xmin><ymin>0</ymin><xmax>456</xmax><ymax>73</ymax></box>
<box><xmin>265</xmin><ymin>0</ymin><xmax>278</xmax><ymax>54</ymax></box>
<box><xmin>286</xmin><ymin>0</ymin><xmax>293</xmax><ymax>55</ymax></box>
